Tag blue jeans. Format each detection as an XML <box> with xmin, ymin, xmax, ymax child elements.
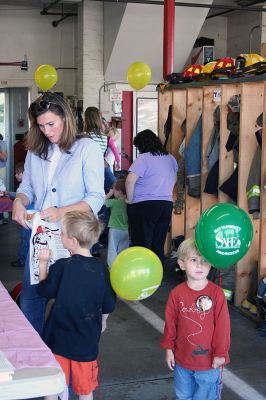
<box><xmin>20</xmin><ymin>251</ymin><xmax>47</xmax><ymax>336</ymax></box>
<box><xmin>104</xmin><ymin>166</ymin><xmax>116</xmax><ymax>193</ymax></box>
<box><xmin>174</xmin><ymin>363</ymin><xmax>222</xmax><ymax>400</ymax></box>
<box><xmin>107</xmin><ymin>228</ymin><xmax>129</xmax><ymax>267</ymax></box>
<box><xmin>18</xmin><ymin>228</ymin><xmax>31</xmax><ymax>263</ymax></box>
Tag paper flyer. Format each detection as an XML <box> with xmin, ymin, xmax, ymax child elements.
<box><xmin>29</xmin><ymin>212</ymin><xmax>70</xmax><ymax>285</ymax></box>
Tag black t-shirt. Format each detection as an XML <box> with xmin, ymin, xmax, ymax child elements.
<box><xmin>37</xmin><ymin>255</ymin><xmax>116</xmax><ymax>361</ymax></box>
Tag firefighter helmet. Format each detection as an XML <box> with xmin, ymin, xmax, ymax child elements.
<box><xmin>183</xmin><ymin>64</ymin><xmax>203</xmax><ymax>77</ymax></box>
<box><xmin>235</xmin><ymin>53</ymin><xmax>266</xmax><ymax>73</ymax></box>
<box><xmin>212</xmin><ymin>57</ymin><xmax>235</xmax><ymax>78</ymax></box>
<box><xmin>202</xmin><ymin>61</ymin><xmax>217</xmax><ymax>74</ymax></box>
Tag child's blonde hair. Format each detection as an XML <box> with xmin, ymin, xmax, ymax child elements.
<box><xmin>113</xmin><ymin>178</ymin><xmax>126</xmax><ymax>195</ymax></box>
<box><xmin>177</xmin><ymin>237</ymin><xmax>200</xmax><ymax>260</ymax></box>
<box><xmin>61</xmin><ymin>211</ymin><xmax>103</xmax><ymax>248</ymax></box>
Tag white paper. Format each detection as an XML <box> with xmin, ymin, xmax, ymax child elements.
<box><xmin>29</xmin><ymin>212</ymin><xmax>70</xmax><ymax>285</ymax></box>
<box><xmin>0</xmin><ymin>351</ymin><xmax>14</xmax><ymax>374</ymax></box>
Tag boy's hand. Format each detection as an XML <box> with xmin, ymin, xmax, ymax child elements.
<box><xmin>101</xmin><ymin>319</ymin><xmax>107</xmax><ymax>332</ymax></box>
<box><xmin>38</xmin><ymin>248</ymin><xmax>52</xmax><ymax>262</ymax></box>
<box><xmin>165</xmin><ymin>349</ymin><xmax>175</xmax><ymax>371</ymax></box>
<box><xmin>101</xmin><ymin>314</ymin><xmax>109</xmax><ymax>333</ymax></box>
<box><xmin>212</xmin><ymin>356</ymin><xmax>225</xmax><ymax>369</ymax></box>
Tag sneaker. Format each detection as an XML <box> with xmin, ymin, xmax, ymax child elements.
<box><xmin>11</xmin><ymin>259</ymin><xmax>25</xmax><ymax>268</ymax></box>
<box><xmin>241</xmin><ymin>299</ymin><xmax>252</xmax><ymax>310</ymax></box>
<box><xmin>249</xmin><ymin>305</ymin><xmax>257</xmax><ymax>315</ymax></box>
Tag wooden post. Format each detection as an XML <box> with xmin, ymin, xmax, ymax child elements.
<box><xmin>158</xmin><ymin>90</ymin><xmax>173</xmax><ymax>256</ymax></box>
<box><xmin>201</xmin><ymin>86</ymin><xmax>221</xmax><ymax>211</ymax></box>
<box><xmin>171</xmin><ymin>90</ymin><xmax>187</xmax><ymax>238</ymax></box>
<box><xmin>219</xmin><ymin>84</ymin><xmax>240</xmax><ymax>203</ymax></box>
<box><xmin>235</xmin><ymin>82</ymin><xmax>263</xmax><ymax>306</ymax></box>
<box><xmin>259</xmin><ymin>82</ymin><xmax>266</xmax><ymax>279</ymax></box>
<box><xmin>185</xmin><ymin>88</ymin><xmax>203</xmax><ymax>238</ymax></box>
<box><xmin>158</xmin><ymin>90</ymin><xmax>172</xmax><ymax>142</ymax></box>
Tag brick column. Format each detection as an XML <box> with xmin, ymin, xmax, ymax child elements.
<box><xmin>78</xmin><ymin>0</ymin><xmax>104</xmax><ymax>109</ymax></box>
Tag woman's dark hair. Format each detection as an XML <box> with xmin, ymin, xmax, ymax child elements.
<box><xmin>84</xmin><ymin>106</ymin><xmax>104</xmax><ymax>137</ymax></box>
<box><xmin>133</xmin><ymin>129</ymin><xmax>168</xmax><ymax>155</ymax></box>
<box><xmin>27</xmin><ymin>92</ymin><xmax>76</xmax><ymax>159</ymax></box>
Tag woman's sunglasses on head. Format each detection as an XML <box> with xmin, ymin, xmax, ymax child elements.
<box><xmin>29</xmin><ymin>98</ymin><xmax>62</xmax><ymax>117</ymax></box>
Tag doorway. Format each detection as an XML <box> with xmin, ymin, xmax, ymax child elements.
<box><xmin>0</xmin><ymin>88</ymin><xmax>29</xmax><ymax>190</ymax></box>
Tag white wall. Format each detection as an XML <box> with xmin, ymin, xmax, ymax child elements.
<box><xmin>198</xmin><ymin>16</ymin><xmax>228</xmax><ymax>60</ymax></box>
<box><xmin>227</xmin><ymin>11</ymin><xmax>262</xmax><ymax>57</ymax></box>
<box><xmin>184</xmin><ymin>15</ymin><xmax>227</xmax><ymax>68</ymax></box>
<box><xmin>0</xmin><ymin>5</ymin><xmax>77</xmax><ymax>99</ymax></box>
<box><xmin>104</xmin><ymin>2</ymin><xmax>213</xmax><ymax>81</ymax></box>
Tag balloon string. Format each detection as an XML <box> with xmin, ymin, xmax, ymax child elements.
<box><xmin>218</xmin><ymin>365</ymin><xmax>224</xmax><ymax>399</ymax></box>
<box><xmin>97</xmin><ymin>356</ymin><xmax>101</xmax><ymax>400</ymax></box>
<box><xmin>219</xmin><ymin>270</ymin><xmax>222</xmax><ymax>287</ymax></box>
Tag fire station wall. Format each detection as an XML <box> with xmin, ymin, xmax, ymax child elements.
<box><xmin>227</xmin><ymin>10</ymin><xmax>262</xmax><ymax>57</ymax></box>
<box><xmin>0</xmin><ymin>5</ymin><xmax>77</xmax><ymax>98</ymax></box>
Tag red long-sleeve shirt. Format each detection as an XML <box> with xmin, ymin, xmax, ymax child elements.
<box><xmin>160</xmin><ymin>281</ymin><xmax>230</xmax><ymax>370</ymax></box>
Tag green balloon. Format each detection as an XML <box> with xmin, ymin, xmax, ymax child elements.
<box><xmin>195</xmin><ymin>203</ymin><xmax>253</xmax><ymax>269</ymax></box>
<box><xmin>110</xmin><ymin>247</ymin><xmax>163</xmax><ymax>301</ymax></box>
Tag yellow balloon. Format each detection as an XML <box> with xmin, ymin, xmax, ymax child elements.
<box><xmin>127</xmin><ymin>62</ymin><xmax>152</xmax><ymax>90</ymax></box>
<box><xmin>110</xmin><ymin>246</ymin><xmax>163</xmax><ymax>301</ymax></box>
<box><xmin>34</xmin><ymin>64</ymin><xmax>58</xmax><ymax>91</ymax></box>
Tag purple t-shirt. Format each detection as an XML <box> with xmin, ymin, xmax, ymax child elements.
<box><xmin>129</xmin><ymin>152</ymin><xmax>178</xmax><ymax>203</ymax></box>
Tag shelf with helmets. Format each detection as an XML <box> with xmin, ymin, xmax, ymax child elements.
<box><xmin>158</xmin><ymin>71</ymin><xmax>266</xmax><ymax>314</ymax></box>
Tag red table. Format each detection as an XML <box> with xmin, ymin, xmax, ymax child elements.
<box><xmin>0</xmin><ymin>197</ymin><xmax>13</xmax><ymax>213</ymax></box>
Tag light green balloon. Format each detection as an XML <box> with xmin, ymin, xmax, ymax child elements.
<box><xmin>110</xmin><ymin>247</ymin><xmax>163</xmax><ymax>301</ymax></box>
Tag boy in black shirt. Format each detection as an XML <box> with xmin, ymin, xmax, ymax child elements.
<box><xmin>37</xmin><ymin>211</ymin><xmax>116</xmax><ymax>400</ymax></box>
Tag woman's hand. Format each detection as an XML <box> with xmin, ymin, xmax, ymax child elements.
<box><xmin>40</xmin><ymin>207</ymin><xmax>62</xmax><ymax>223</ymax></box>
<box><xmin>115</xmin><ymin>162</ymin><xmax>120</xmax><ymax>171</ymax></box>
<box><xmin>125</xmin><ymin>172</ymin><xmax>138</xmax><ymax>204</ymax></box>
<box><xmin>12</xmin><ymin>198</ymin><xmax>28</xmax><ymax>228</ymax></box>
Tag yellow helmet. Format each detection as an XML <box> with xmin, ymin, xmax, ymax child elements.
<box><xmin>202</xmin><ymin>61</ymin><xmax>217</xmax><ymax>74</ymax></box>
<box><xmin>235</xmin><ymin>54</ymin><xmax>265</xmax><ymax>70</ymax></box>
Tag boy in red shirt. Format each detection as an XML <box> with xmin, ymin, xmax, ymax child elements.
<box><xmin>160</xmin><ymin>237</ymin><xmax>230</xmax><ymax>400</ymax></box>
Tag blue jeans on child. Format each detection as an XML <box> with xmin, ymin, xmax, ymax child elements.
<box><xmin>20</xmin><ymin>251</ymin><xmax>47</xmax><ymax>335</ymax></box>
<box><xmin>174</xmin><ymin>363</ymin><xmax>222</xmax><ymax>400</ymax></box>
<box><xmin>107</xmin><ymin>228</ymin><xmax>129</xmax><ymax>267</ymax></box>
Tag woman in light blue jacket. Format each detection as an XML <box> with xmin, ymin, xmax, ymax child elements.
<box><xmin>12</xmin><ymin>92</ymin><xmax>105</xmax><ymax>335</ymax></box>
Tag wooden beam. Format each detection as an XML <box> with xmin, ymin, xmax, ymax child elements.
<box><xmin>235</xmin><ymin>82</ymin><xmax>263</xmax><ymax>306</ymax></box>
<box><xmin>185</xmin><ymin>88</ymin><xmax>202</xmax><ymax>238</ymax></box>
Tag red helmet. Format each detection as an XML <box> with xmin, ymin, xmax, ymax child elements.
<box><xmin>213</xmin><ymin>57</ymin><xmax>235</xmax><ymax>72</ymax></box>
<box><xmin>183</xmin><ymin>64</ymin><xmax>203</xmax><ymax>77</ymax></box>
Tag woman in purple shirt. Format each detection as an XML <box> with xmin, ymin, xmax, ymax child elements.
<box><xmin>126</xmin><ymin>129</ymin><xmax>178</xmax><ymax>262</ymax></box>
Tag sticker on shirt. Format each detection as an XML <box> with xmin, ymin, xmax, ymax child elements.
<box><xmin>196</xmin><ymin>295</ymin><xmax>213</xmax><ymax>312</ymax></box>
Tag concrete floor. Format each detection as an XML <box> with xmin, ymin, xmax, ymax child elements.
<box><xmin>1</xmin><ymin>220</ymin><xmax>266</xmax><ymax>400</ymax></box>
